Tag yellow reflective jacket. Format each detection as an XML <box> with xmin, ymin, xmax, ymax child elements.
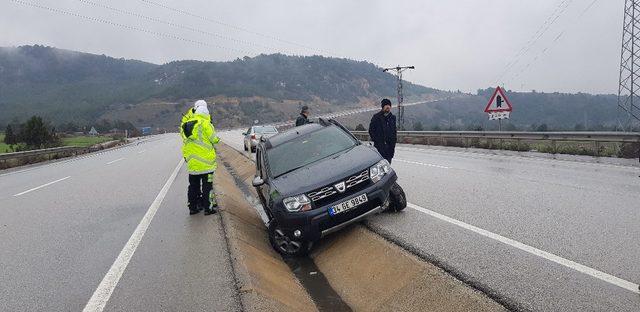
<box><xmin>179</xmin><ymin>108</ymin><xmax>195</xmax><ymax>141</ymax></box>
<box><xmin>181</xmin><ymin>113</ymin><xmax>220</xmax><ymax>174</ymax></box>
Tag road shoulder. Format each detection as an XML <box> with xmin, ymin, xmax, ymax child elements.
<box><xmin>216</xmin><ymin>147</ymin><xmax>318</xmax><ymax>311</ymax></box>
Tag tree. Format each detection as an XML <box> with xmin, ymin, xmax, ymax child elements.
<box><xmin>413</xmin><ymin>121</ymin><xmax>423</xmax><ymax>131</ymax></box>
<box><xmin>4</xmin><ymin>124</ymin><xmax>17</xmax><ymax>145</ymax></box>
<box><xmin>466</xmin><ymin>124</ymin><xmax>484</xmax><ymax>131</ymax></box>
<box><xmin>504</xmin><ymin>123</ymin><xmax>517</xmax><ymax>131</ymax></box>
<box><xmin>355</xmin><ymin>124</ymin><xmax>366</xmax><ymax>131</ymax></box>
<box><xmin>22</xmin><ymin>116</ymin><xmax>59</xmax><ymax>148</ymax></box>
<box><xmin>536</xmin><ymin>123</ymin><xmax>548</xmax><ymax>132</ymax></box>
<box><xmin>58</xmin><ymin>121</ymin><xmax>80</xmax><ymax>133</ymax></box>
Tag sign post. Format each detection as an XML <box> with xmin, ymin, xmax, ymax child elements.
<box><xmin>484</xmin><ymin>86</ymin><xmax>513</xmax><ymax>131</ymax></box>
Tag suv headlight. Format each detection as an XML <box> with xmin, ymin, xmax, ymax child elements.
<box><xmin>283</xmin><ymin>194</ymin><xmax>312</xmax><ymax>212</ymax></box>
<box><xmin>370</xmin><ymin>159</ymin><xmax>392</xmax><ymax>183</ymax></box>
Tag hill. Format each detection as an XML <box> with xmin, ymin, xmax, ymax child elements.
<box><xmin>0</xmin><ymin>45</ymin><xmax>440</xmax><ymax>129</ymax></box>
<box><xmin>2</xmin><ymin>45</ymin><xmax>631</xmax><ymax>132</ymax></box>
<box><xmin>341</xmin><ymin>90</ymin><xmax>627</xmax><ymax>132</ymax></box>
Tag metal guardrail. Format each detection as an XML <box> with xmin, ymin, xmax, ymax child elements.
<box><xmin>0</xmin><ymin>140</ymin><xmax>124</xmax><ymax>168</ymax></box>
<box><xmin>269</xmin><ymin>99</ymin><xmax>441</xmax><ymax>129</ymax></box>
<box><xmin>350</xmin><ymin>131</ymin><xmax>640</xmax><ymax>143</ymax></box>
<box><xmin>350</xmin><ymin>131</ymin><xmax>640</xmax><ymax>157</ymax></box>
<box><xmin>0</xmin><ymin>146</ymin><xmax>86</xmax><ymax>161</ymax></box>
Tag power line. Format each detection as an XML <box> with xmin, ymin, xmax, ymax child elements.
<box><xmin>76</xmin><ymin>0</ymin><xmax>284</xmax><ymax>54</ymax></box>
<box><xmin>138</xmin><ymin>0</ymin><xmax>335</xmax><ymax>57</ymax></box>
<box><xmin>494</xmin><ymin>0</ymin><xmax>574</xmax><ymax>85</ymax></box>
<box><xmin>494</xmin><ymin>0</ymin><xmax>567</xmax><ymax>82</ymax></box>
<box><xmin>496</xmin><ymin>0</ymin><xmax>572</xmax><ymax>84</ymax></box>
<box><xmin>8</xmin><ymin>0</ymin><xmax>253</xmax><ymax>56</ymax></box>
<box><xmin>509</xmin><ymin>0</ymin><xmax>600</xmax><ymax>84</ymax></box>
<box><xmin>499</xmin><ymin>0</ymin><xmax>572</xmax><ymax>78</ymax></box>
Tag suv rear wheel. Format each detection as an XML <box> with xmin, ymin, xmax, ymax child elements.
<box><xmin>388</xmin><ymin>182</ymin><xmax>407</xmax><ymax>212</ymax></box>
<box><xmin>268</xmin><ymin>221</ymin><xmax>310</xmax><ymax>257</ymax></box>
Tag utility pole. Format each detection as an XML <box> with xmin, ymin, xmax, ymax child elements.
<box><xmin>383</xmin><ymin>65</ymin><xmax>415</xmax><ymax>130</ymax></box>
<box><xmin>618</xmin><ymin>0</ymin><xmax>640</xmax><ymax>130</ymax></box>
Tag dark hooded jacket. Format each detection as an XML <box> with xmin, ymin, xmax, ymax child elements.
<box><xmin>295</xmin><ymin>113</ymin><xmax>310</xmax><ymax>127</ymax></box>
<box><xmin>368</xmin><ymin>110</ymin><xmax>397</xmax><ymax>162</ymax></box>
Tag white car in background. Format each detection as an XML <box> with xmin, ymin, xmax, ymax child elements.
<box><xmin>243</xmin><ymin>125</ymin><xmax>278</xmax><ymax>153</ymax></box>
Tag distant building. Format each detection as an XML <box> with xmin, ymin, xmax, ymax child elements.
<box><xmin>88</xmin><ymin>127</ymin><xmax>99</xmax><ymax>136</ymax></box>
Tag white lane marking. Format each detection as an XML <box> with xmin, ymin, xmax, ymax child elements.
<box><xmin>13</xmin><ymin>176</ymin><xmax>71</xmax><ymax>197</ymax></box>
<box><xmin>106</xmin><ymin>158</ymin><xmax>125</xmax><ymax>165</ymax></box>
<box><xmin>395</xmin><ymin>159</ymin><xmax>450</xmax><ymax>169</ymax></box>
<box><xmin>396</xmin><ymin>146</ymin><xmax>640</xmax><ymax>171</ymax></box>
<box><xmin>137</xmin><ymin>150</ymin><xmax>145</xmax><ymax>154</ymax></box>
<box><xmin>82</xmin><ymin>159</ymin><xmax>184</xmax><ymax>312</ymax></box>
<box><xmin>407</xmin><ymin>202</ymin><xmax>640</xmax><ymax>294</ymax></box>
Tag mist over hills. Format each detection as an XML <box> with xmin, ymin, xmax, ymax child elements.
<box><xmin>0</xmin><ymin>45</ymin><xmax>628</xmax><ymax>131</ymax></box>
<box><xmin>406</xmin><ymin>89</ymin><xmax>621</xmax><ymax>131</ymax></box>
<box><xmin>0</xmin><ymin>45</ymin><xmax>437</xmax><ymax>129</ymax></box>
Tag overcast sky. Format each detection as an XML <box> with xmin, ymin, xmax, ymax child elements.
<box><xmin>0</xmin><ymin>0</ymin><xmax>623</xmax><ymax>94</ymax></box>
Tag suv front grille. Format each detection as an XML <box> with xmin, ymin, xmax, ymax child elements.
<box><xmin>307</xmin><ymin>170</ymin><xmax>371</xmax><ymax>207</ymax></box>
<box><xmin>308</xmin><ymin>186</ymin><xmax>338</xmax><ymax>202</ymax></box>
<box><xmin>345</xmin><ymin>170</ymin><xmax>369</xmax><ymax>188</ymax></box>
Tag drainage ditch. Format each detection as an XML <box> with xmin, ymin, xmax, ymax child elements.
<box><xmin>221</xmin><ymin>159</ymin><xmax>351</xmax><ymax>311</ymax></box>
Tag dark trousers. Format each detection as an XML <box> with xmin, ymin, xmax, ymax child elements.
<box><xmin>374</xmin><ymin>143</ymin><xmax>396</xmax><ymax>164</ymax></box>
<box><xmin>188</xmin><ymin>173</ymin><xmax>214</xmax><ymax>211</ymax></box>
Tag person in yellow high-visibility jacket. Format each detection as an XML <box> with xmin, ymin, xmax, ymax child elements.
<box><xmin>181</xmin><ymin>100</ymin><xmax>220</xmax><ymax>215</ymax></box>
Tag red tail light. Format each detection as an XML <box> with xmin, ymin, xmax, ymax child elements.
<box><xmin>251</xmin><ymin>134</ymin><xmax>256</xmax><ymax>140</ymax></box>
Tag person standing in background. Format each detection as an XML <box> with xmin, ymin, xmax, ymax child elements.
<box><xmin>295</xmin><ymin>106</ymin><xmax>311</xmax><ymax>126</ymax></box>
<box><xmin>368</xmin><ymin>98</ymin><xmax>397</xmax><ymax>164</ymax></box>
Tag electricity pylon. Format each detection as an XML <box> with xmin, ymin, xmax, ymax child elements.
<box><xmin>383</xmin><ymin>65</ymin><xmax>415</xmax><ymax>130</ymax></box>
<box><xmin>618</xmin><ymin>0</ymin><xmax>640</xmax><ymax>130</ymax></box>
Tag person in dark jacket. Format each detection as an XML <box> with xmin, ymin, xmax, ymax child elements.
<box><xmin>369</xmin><ymin>98</ymin><xmax>397</xmax><ymax>163</ymax></box>
<box><xmin>295</xmin><ymin>106</ymin><xmax>311</xmax><ymax>126</ymax></box>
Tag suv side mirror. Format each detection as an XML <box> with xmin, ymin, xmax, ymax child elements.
<box><xmin>242</xmin><ymin>132</ymin><xmax>247</xmax><ymax>136</ymax></box>
<box><xmin>252</xmin><ymin>176</ymin><xmax>265</xmax><ymax>187</ymax></box>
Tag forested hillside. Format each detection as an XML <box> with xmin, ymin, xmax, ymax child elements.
<box><xmin>342</xmin><ymin>90</ymin><xmax>625</xmax><ymax>132</ymax></box>
<box><xmin>0</xmin><ymin>45</ymin><xmax>437</xmax><ymax>129</ymax></box>
<box><xmin>0</xmin><ymin>45</ymin><xmax>628</xmax><ymax>131</ymax></box>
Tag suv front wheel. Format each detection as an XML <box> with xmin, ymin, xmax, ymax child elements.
<box><xmin>388</xmin><ymin>182</ymin><xmax>407</xmax><ymax>212</ymax></box>
<box><xmin>268</xmin><ymin>220</ymin><xmax>311</xmax><ymax>257</ymax></box>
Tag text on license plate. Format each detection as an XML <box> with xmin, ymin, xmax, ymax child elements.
<box><xmin>329</xmin><ymin>194</ymin><xmax>368</xmax><ymax>216</ymax></box>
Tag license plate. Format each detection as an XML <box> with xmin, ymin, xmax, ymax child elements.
<box><xmin>329</xmin><ymin>194</ymin><xmax>368</xmax><ymax>216</ymax></box>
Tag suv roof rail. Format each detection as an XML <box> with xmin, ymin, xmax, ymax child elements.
<box><xmin>327</xmin><ymin>119</ymin><xmax>361</xmax><ymax>144</ymax></box>
<box><xmin>317</xmin><ymin>118</ymin><xmax>332</xmax><ymax>126</ymax></box>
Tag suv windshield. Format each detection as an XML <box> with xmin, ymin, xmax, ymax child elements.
<box><xmin>254</xmin><ymin>126</ymin><xmax>277</xmax><ymax>133</ymax></box>
<box><xmin>267</xmin><ymin>126</ymin><xmax>357</xmax><ymax>178</ymax></box>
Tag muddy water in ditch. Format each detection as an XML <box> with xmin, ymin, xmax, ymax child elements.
<box><xmin>221</xmin><ymin>160</ymin><xmax>351</xmax><ymax>311</ymax></box>
<box><xmin>283</xmin><ymin>256</ymin><xmax>351</xmax><ymax>311</ymax></box>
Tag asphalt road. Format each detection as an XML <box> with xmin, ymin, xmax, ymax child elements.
<box><xmin>0</xmin><ymin>134</ymin><xmax>240</xmax><ymax>311</ymax></box>
<box><xmin>219</xmin><ymin>129</ymin><xmax>640</xmax><ymax>312</ymax></box>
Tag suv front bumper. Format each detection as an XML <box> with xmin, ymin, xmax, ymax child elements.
<box><xmin>273</xmin><ymin>171</ymin><xmax>397</xmax><ymax>242</ymax></box>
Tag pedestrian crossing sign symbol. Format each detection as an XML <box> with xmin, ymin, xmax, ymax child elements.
<box><xmin>484</xmin><ymin>86</ymin><xmax>512</xmax><ymax>120</ymax></box>
<box><xmin>484</xmin><ymin>86</ymin><xmax>513</xmax><ymax>113</ymax></box>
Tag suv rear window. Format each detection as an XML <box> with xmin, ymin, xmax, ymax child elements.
<box><xmin>267</xmin><ymin>126</ymin><xmax>357</xmax><ymax>178</ymax></box>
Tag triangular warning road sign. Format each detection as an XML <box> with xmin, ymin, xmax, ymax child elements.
<box><xmin>484</xmin><ymin>86</ymin><xmax>513</xmax><ymax>113</ymax></box>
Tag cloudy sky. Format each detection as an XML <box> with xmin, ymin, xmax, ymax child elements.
<box><xmin>0</xmin><ymin>0</ymin><xmax>622</xmax><ymax>94</ymax></box>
